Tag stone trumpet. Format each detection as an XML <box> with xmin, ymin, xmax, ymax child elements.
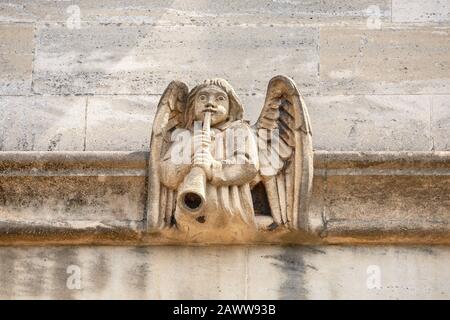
<box><xmin>177</xmin><ymin>111</ymin><xmax>212</xmax><ymax>212</ymax></box>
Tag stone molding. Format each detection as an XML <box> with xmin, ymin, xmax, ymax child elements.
<box><xmin>0</xmin><ymin>150</ymin><xmax>449</xmax><ymax>244</ymax></box>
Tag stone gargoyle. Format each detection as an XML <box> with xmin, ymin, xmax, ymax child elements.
<box><xmin>147</xmin><ymin>76</ymin><xmax>313</xmax><ymax>235</ymax></box>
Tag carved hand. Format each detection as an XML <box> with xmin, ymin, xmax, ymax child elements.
<box><xmin>192</xmin><ymin>129</ymin><xmax>220</xmax><ymax>180</ymax></box>
<box><xmin>192</xmin><ymin>129</ymin><xmax>211</xmax><ymax>155</ymax></box>
<box><xmin>193</xmin><ymin>150</ymin><xmax>212</xmax><ymax>179</ymax></box>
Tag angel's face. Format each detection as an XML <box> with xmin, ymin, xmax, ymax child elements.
<box><xmin>193</xmin><ymin>86</ymin><xmax>229</xmax><ymax>126</ymax></box>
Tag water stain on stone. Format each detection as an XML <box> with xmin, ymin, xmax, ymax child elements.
<box><xmin>410</xmin><ymin>246</ymin><xmax>437</xmax><ymax>256</ymax></box>
<box><xmin>47</xmin><ymin>133</ymin><xmax>62</xmax><ymax>151</ymax></box>
<box><xmin>0</xmin><ymin>248</ymin><xmax>18</xmax><ymax>299</ymax></box>
<box><xmin>16</xmin><ymin>248</ymin><xmax>48</xmax><ymax>298</ymax></box>
<box><xmin>50</xmin><ymin>247</ymin><xmax>80</xmax><ymax>299</ymax></box>
<box><xmin>265</xmin><ymin>246</ymin><xmax>322</xmax><ymax>300</ymax></box>
<box><xmin>87</xmin><ymin>250</ymin><xmax>110</xmax><ymax>293</ymax></box>
<box><xmin>128</xmin><ymin>247</ymin><xmax>152</xmax><ymax>297</ymax></box>
<box><xmin>0</xmin><ymin>135</ymin><xmax>4</xmax><ymax>151</ymax></box>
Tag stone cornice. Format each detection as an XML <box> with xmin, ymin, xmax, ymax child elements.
<box><xmin>0</xmin><ymin>151</ymin><xmax>449</xmax><ymax>245</ymax></box>
<box><xmin>2</xmin><ymin>150</ymin><xmax>449</xmax><ymax>176</ymax></box>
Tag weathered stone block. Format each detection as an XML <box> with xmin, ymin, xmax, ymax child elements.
<box><xmin>0</xmin><ymin>1</ymin><xmax>35</xmax><ymax>22</ymax></box>
<box><xmin>0</xmin><ymin>0</ymin><xmax>391</xmax><ymax>25</ymax></box>
<box><xmin>323</xmin><ymin>175</ymin><xmax>450</xmax><ymax>234</ymax></box>
<box><xmin>0</xmin><ymin>175</ymin><xmax>145</xmax><ymax>224</ymax></box>
<box><xmin>0</xmin><ymin>246</ymin><xmax>246</xmax><ymax>299</ymax></box>
<box><xmin>0</xmin><ymin>151</ymin><xmax>447</xmax><ymax>243</ymax></box>
<box><xmin>306</xmin><ymin>95</ymin><xmax>433</xmax><ymax>151</ymax></box>
<box><xmin>85</xmin><ymin>95</ymin><xmax>158</xmax><ymax>151</ymax></box>
<box><xmin>143</xmin><ymin>246</ymin><xmax>247</xmax><ymax>299</ymax></box>
<box><xmin>33</xmin><ymin>24</ymin><xmax>318</xmax><ymax>95</ymax></box>
<box><xmin>0</xmin><ymin>24</ymin><xmax>34</xmax><ymax>95</ymax></box>
<box><xmin>248</xmin><ymin>246</ymin><xmax>450</xmax><ymax>299</ymax></box>
<box><xmin>320</xmin><ymin>27</ymin><xmax>450</xmax><ymax>94</ymax></box>
<box><xmin>0</xmin><ymin>246</ymin><xmax>448</xmax><ymax>299</ymax></box>
<box><xmin>431</xmin><ymin>96</ymin><xmax>450</xmax><ymax>151</ymax></box>
<box><xmin>0</xmin><ymin>54</ymin><xmax>33</xmax><ymax>95</ymax></box>
<box><xmin>0</xmin><ymin>24</ymin><xmax>34</xmax><ymax>53</ymax></box>
<box><xmin>0</xmin><ymin>96</ymin><xmax>86</xmax><ymax>151</ymax></box>
<box><xmin>393</xmin><ymin>0</ymin><xmax>450</xmax><ymax>23</ymax></box>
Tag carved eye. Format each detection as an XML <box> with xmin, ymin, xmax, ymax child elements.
<box><xmin>199</xmin><ymin>95</ymin><xmax>207</xmax><ymax>101</ymax></box>
<box><xmin>217</xmin><ymin>96</ymin><xmax>226</xmax><ymax>101</ymax></box>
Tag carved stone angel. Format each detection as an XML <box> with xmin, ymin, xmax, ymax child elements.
<box><xmin>147</xmin><ymin>76</ymin><xmax>313</xmax><ymax>234</ymax></box>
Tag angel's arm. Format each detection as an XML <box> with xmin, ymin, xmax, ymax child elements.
<box><xmin>210</xmin><ymin>125</ymin><xmax>259</xmax><ymax>187</ymax></box>
<box><xmin>159</xmin><ymin>130</ymin><xmax>192</xmax><ymax>190</ymax></box>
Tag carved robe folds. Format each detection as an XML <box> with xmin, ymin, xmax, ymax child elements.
<box><xmin>160</xmin><ymin>120</ymin><xmax>259</xmax><ymax>230</ymax></box>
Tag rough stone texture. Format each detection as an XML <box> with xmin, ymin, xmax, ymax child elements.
<box><xmin>0</xmin><ymin>91</ymin><xmax>439</xmax><ymax>153</ymax></box>
<box><xmin>20</xmin><ymin>96</ymin><xmax>447</xmax><ymax>154</ymax></box>
<box><xmin>313</xmin><ymin>151</ymin><xmax>450</xmax><ymax>239</ymax></box>
<box><xmin>0</xmin><ymin>96</ymin><xmax>86</xmax><ymax>151</ymax></box>
<box><xmin>306</xmin><ymin>95</ymin><xmax>433</xmax><ymax>151</ymax></box>
<box><xmin>0</xmin><ymin>2</ymin><xmax>448</xmax><ymax>151</ymax></box>
<box><xmin>0</xmin><ymin>151</ymin><xmax>448</xmax><ymax>244</ymax></box>
<box><xmin>322</xmin><ymin>175</ymin><xmax>450</xmax><ymax>235</ymax></box>
<box><xmin>307</xmin><ymin>176</ymin><xmax>326</xmax><ymax>234</ymax></box>
<box><xmin>0</xmin><ymin>0</ymin><xmax>391</xmax><ymax>25</ymax></box>
<box><xmin>392</xmin><ymin>0</ymin><xmax>450</xmax><ymax>23</ymax></box>
<box><xmin>81</xmin><ymin>92</ymin><xmax>437</xmax><ymax>152</ymax></box>
<box><xmin>431</xmin><ymin>96</ymin><xmax>450</xmax><ymax>151</ymax></box>
<box><xmin>0</xmin><ymin>246</ymin><xmax>247</xmax><ymax>299</ymax></box>
<box><xmin>1</xmin><ymin>0</ymin><xmax>450</xmax><ymax>300</ymax></box>
<box><xmin>33</xmin><ymin>24</ymin><xmax>319</xmax><ymax>95</ymax></box>
<box><xmin>0</xmin><ymin>175</ymin><xmax>145</xmax><ymax>224</ymax></box>
<box><xmin>0</xmin><ymin>246</ymin><xmax>448</xmax><ymax>299</ymax></box>
<box><xmin>320</xmin><ymin>27</ymin><xmax>450</xmax><ymax>94</ymax></box>
<box><xmin>247</xmin><ymin>246</ymin><xmax>450</xmax><ymax>299</ymax></box>
<box><xmin>0</xmin><ymin>24</ymin><xmax>34</xmax><ymax>95</ymax></box>
<box><xmin>85</xmin><ymin>95</ymin><xmax>158</xmax><ymax>151</ymax></box>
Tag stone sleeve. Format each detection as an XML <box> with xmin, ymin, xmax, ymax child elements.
<box><xmin>210</xmin><ymin>125</ymin><xmax>259</xmax><ymax>186</ymax></box>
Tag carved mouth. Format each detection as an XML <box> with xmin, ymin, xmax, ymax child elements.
<box><xmin>203</xmin><ymin>108</ymin><xmax>217</xmax><ymax>114</ymax></box>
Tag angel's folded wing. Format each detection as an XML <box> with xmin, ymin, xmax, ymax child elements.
<box><xmin>253</xmin><ymin>76</ymin><xmax>313</xmax><ymax>230</ymax></box>
<box><xmin>147</xmin><ymin>81</ymin><xmax>188</xmax><ymax>230</ymax></box>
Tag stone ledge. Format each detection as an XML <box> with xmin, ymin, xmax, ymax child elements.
<box><xmin>315</xmin><ymin>151</ymin><xmax>450</xmax><ymax>175</ymax></box>
<box><xmin>0</xmin><ymin>151</ymin><xmax>148</xmax><ymax>176</ymax></box>
<box><xmin>0</xmin><ymin>151</ymin><xmax>449</xmax><ymax>245</ymax></box>
<box><xmin>2</xmin><ymin>150</ymin><xmax>450</xmax><ymax>175</ymax></box>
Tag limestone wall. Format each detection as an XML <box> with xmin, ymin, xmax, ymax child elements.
<box><xmin>1</xmin><ymin>245</ymin><xmax>449</xmax><ymax>299</ymax></box>
<box><xmin>0</xmin><ymin>0</ymin><xmax>449</xmax><ymax>152</ymax></box>
<box><xmin>1</xmin><ymin>1</ymin><xmax>450</xmax><ymax>299</ymax></box>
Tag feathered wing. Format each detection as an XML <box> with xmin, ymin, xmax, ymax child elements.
<box><xmin>147</xmin><ymin>81</ymin><xmax>188</xmax><ymax>230</ymax></box>
<box><xmin>253</xmin><ymin>76</ymin><xmax>313</xmax><ymax>230</ymax></box>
